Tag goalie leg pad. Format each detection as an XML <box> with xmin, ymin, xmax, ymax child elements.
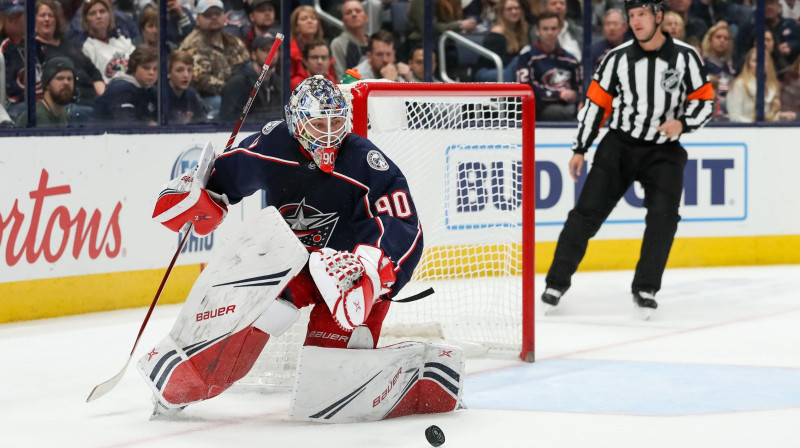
<box><xmin>140</xmin><ymin>326</ymin><xmax>271</xmax><ymax>406</ymax></box>
<box><xmin>289</xmin><ymin>342</ymin><xmax>464</xmax><ymax>423</ymax></box>
<box><xmin>137</xmin><ymin>206</ymin><xmax>309</xmax><ymax>407</ymax></box>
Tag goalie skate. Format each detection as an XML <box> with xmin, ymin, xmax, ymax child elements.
<box><xmin>150</xmin><ymin>396</ymin><xmax>186</xmax><ymax>420</ymax></box>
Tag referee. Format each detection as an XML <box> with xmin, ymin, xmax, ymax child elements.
<box><xmin>541</xmin><ymin>0</ymin><xmax>714</xmax><ymax>318</ymax></box>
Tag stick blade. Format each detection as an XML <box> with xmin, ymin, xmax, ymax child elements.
<box><xmin>86</xmin><ymin>359</ymin><xmax>130</xmax><ymax>403</ymax></box>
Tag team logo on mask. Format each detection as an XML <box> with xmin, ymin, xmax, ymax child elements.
<box><xmin>661</xmin><ymin>68</ymin><xmax>682</xmax><ymax>93</ymax></box>
<box><xmin>366</xmin><ymin>150</ymin><xmax>389</xmax><ymax>171</ymax></box>
<box><xmin>279</xmin><ymin>199</ymin><xmax>339</xmax><ymax>248</ymax></box>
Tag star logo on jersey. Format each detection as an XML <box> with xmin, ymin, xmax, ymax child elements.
<box><xmin>147</xmin><ymin>348</ymin><xmax>159</xmax><ymax>361</ymax></box>
<box><xmin>661</xmin><ymin>68</ymin><xmax>682</xmax><ymax>93</ymax></box>
<box><xmin>279</xmin><ymin>199</ymin><xmax>339</xmax><ymax>249</ymax></box>
<box><xmin>439</xmin><ymin>350</ymin><xmax>453</xmax><ymax>357</ymax></box>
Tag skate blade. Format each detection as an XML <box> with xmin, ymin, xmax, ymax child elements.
<box><xmin>150</xmin><ymin>401</ymin><xmax>186</xmax><ymax>420</ymax></box>
<box><xmin>543</xmin><ymin>303</ymin><xmax>557</xmax><ymax>316</ymax></box>
<box><xmin>635</xmin><ymin>306</ymin><xmax>654</xmax><ymax>321</ymax></box>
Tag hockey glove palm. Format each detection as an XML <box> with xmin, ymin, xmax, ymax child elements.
<box><xmin>309</xmin><ymin>245</ymin><xmax>396</xmax><ymax>330</ymax></box>
<box><xmin>152</xmin><ymin>167</ymin><xmax>229</xmax><ymax>236</ymax></box>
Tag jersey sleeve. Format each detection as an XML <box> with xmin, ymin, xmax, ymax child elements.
<box><xmin>680</xmin><ymin>48</ymin><xmax>714</xmax><ymax>134</ymax></box>
<box><xmin>206</xmin><ymin>132</ymin><xmax>267</xmax><ymax>204</ymax></box>
<box><xmin>572</xmin><ymin>51</ymin><xmax>618</xmax><ymax>154</ymax></box>
<box><xmin>354</xmin><ymin>169</ymin><xmax>424</xmax><ymax>299</ymax></box>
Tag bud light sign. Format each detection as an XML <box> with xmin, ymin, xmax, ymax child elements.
<box><xmin>446</xmin><ymin>142</ymin><xmax>747</xmax><ymax>229</ymax></box>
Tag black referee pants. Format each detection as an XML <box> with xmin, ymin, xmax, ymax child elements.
<box><xmin>545</xmin><ymin>130</ymin><xmax>688</xmax><ymax>294</ymax></box>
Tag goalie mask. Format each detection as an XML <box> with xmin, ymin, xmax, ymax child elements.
<box><xmin>285</xmin><ymin>76</ymin><xmax>352</xmax><ymax>173</ymax></box>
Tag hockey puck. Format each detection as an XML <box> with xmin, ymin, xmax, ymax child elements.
<box><xmin>425</xmin><ymin>425</ymin><xmax>445</xmax><ymax>447</ymax></box>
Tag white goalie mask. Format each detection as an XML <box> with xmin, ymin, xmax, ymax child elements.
<box><xmin>285</xmin><ymin>76</ymin><xmax>353</xmax><ymax>173</ymax></box>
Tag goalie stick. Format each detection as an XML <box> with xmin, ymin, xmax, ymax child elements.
<box><xmin>86</xmin><ymin>230</ymin><xmax>190</xmax><ymax>403</ymax></box>
<box><xmin>86</xmin><ymin>34</ymin><xmax>285</xmax><ymax>403</ymax></box>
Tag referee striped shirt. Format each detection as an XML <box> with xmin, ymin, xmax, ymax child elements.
<box><xmin>572</xmin><ymin>34</ymin><xmax>714</xmax><ymax>154</ymax></box>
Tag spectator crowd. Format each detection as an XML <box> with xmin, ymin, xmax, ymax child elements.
<box><xmin>2</xmin><ymin>0</ymin><xmax>799</xmax><ymax>127</ymax></box>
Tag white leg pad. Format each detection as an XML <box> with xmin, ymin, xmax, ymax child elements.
<box><xmin>290</xmin><ymin>341</ymin><xmax>464</xmax><ymax>423</ymax></box>
<box><xmin>136</xmin><ymin>206</ymin><xmax>309</xmax><ymax>407</ymax></box>
<box><xmin>252</xmin><ymin>299</ymin><xmax>301</xmax><ymax>337</ymax></box>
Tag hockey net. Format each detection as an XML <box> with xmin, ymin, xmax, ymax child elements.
<box><xmin>235</xmin><ymin>82</ymin><xmax>535</xmax><ymax>389</ymax></box>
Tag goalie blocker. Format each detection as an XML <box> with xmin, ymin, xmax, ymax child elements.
<box><xmin>152</xmin><ymin>141</ymin><xmax>228</xmax><ymax>236</ymax></box>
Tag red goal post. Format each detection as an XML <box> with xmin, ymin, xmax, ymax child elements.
<box><xmin>347</xmin><ymin>82</ymin><xmax>536</xmax><ymax>362</ymax></box>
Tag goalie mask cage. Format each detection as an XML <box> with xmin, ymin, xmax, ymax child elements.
<box><xmin>236</xmin><ymin>82</ymin><xmax>535</xmax><ymax>389</ymax></box>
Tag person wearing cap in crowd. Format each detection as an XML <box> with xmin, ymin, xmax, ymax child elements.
<box><xmin>93</xmin><ymin>45</ymin><xmax>158</xmax><ymax>125</ymax></box>
<box><xmin>219</xmin><ymin>33</ymin><xmax>281</xmax><ymax>122</ymax></box>
<box><xmin>1</xmin><ymin>0</ymin><xmax>26</xmax><ymax>122</ymax></box>
<box><xmin>179</xmin><ymin>0</ymin><xmax>249</xmax><ymax>118</ymax></box>
<box><xmin>330</xmin><ymin>0</ymin><xmax>369</xmax><ymax>82</ymax></box>
<box><xmin>16</xmin><ymin>56</ymin><xmax>75</xmax><ymax>127</ymax></box>
<box><xmin>35</xmin><ymin>0</ymin><xmax>106</xmax><ymax>122</ymax></box>
<box><xmin>241</xmin><ymin>0</ymin><xmax>280</xmax><ymax>51</ymax></box>
<box><xmin>167</xmin><ymin>49</ymin><xmax>209</xmax><ymax>124</ymax></box>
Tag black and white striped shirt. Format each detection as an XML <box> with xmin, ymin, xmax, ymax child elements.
<box><xmin>572</xmin><ymin>34</ymin><xmax>714</xmax><ymax>154</ymax></box>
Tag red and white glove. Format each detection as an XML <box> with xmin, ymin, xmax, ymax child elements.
<box><xmin>152</xmin><ymin>167</ymin><xmax>228</xmax><ymax>236</ymax></box>
<box><xmin>308</xmin><ymin>245</ymin><xmax>396</xmax><ymax>330</ymax></box>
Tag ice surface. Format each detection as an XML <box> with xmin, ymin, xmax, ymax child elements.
<box><xmin>2</xmin><ymin>265</ymin><xmax>799</xmax><ymax>447</ymax></box>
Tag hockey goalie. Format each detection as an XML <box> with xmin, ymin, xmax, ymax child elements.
<box><xmin>137</xmin><ymin>76</ymin><xmax>465</xmax><ymax>422</ymax></box>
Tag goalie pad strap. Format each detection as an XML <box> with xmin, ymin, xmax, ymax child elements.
<box><xmin>252</xmin><ymin>299</ymin><xmax>300</xmax><ymax>337</ymax></box>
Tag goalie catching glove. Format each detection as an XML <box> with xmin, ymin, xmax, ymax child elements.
<box><xmin>309</xmin><ymin>244</ymin><xmax>396</xmax><ymax>330</ymax></box>
<box><xmin>152</xmin><ymin>166</ymin><xmax>229</xmax><ymax>236</ymax></box>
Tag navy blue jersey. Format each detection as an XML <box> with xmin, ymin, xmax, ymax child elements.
<box><xmin>207</xmin><ymin>121</ymin><xmax>424</xmax><ymax>298</ymax></box>
<box><xmin>516</xmin><ymin>43</ymin><xmax>582</xmax><ymax>104</ymax></box>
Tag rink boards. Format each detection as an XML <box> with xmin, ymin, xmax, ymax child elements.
<box><xmin>1</xmin><ymin>127</ymin><xmax>798</xmax><ymax>322</ymax></box>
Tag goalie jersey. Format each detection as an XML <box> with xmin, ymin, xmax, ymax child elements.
<box><xmin>206</xmin><ymin>120</ymin><xmax>424</xmax><ymax>297</ymax></box>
